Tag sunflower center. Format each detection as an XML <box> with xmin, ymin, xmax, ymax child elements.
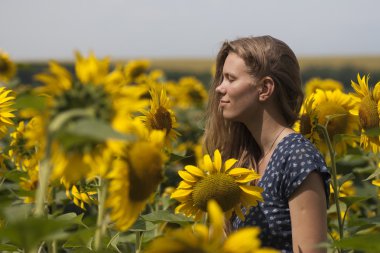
<box><xmin>52</xmin><ymin>81</ymin><xmax>114</xmax><ymax>152</ymax></box>
<box><xmin>318</xmin><ymin>102</ymin><xmax>348</xmax><ymax>138</ymax></box>
<box><xmin>192</xmin><ymin>173</ymin><xmax>241</xmax><ymax>212</ymax></box>
<box><xmin>129</xmin><ymin>66</ymin><xmax>147</xmax><ymax>80</ymax></box>
<box><xmin>0</xmin><ymin>58</ymin><xmax>10</xmax><ymax>73</ymax></box>
<box><xmin>128</xmin><ymin>142</ymin><xmax>163</xmax><ymax>201</ymax></box>
<box><xmin>188</xmin><ymin>90</ymin><xmax>203</xmax><ymax>104</ymax></box>
<box><xmin>170</xmin><ymin>247</ymin><xmax>206</xmax><ymax>253</ymax></box>
<box><xmin>151</xmin><ymin>106</ymin><xmax>173</xmax><ymax>134</ymax></box>
<box><xmin>12</xmin><ymin>136</ymin><xmax>35</xmax><ymax>159</ymax></box>
<box><xmin>359</xmin><ymin>95</ymin><xmax>379</xmax><ymax>130</ymax></box>
<box><xmin>300</xmin><ymin>114</ymin><xmax>312</xmax><ymax>135</ymax></box>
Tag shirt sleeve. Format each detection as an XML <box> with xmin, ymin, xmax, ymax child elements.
<box><xmin>281</xmin><ymin>143</ymin><xmax>330</xmax><ymax>202</ymax></box>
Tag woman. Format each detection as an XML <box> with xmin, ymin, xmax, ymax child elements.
<box><xmin>203</xmin><ymin>36</ymin><xmax>330</xmax><ymax>253</ymax></box>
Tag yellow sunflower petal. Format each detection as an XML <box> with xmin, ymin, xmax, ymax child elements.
<box><xmin>193</xmin><ymin>224</ymin><xmax>209</xmax><ymax>241</ymax></box>
<box><xmin>223</xmin><ymin>227</ymin><xmax>261</xmax><ymax>252</ymax></box>
<box><xmin>234</xmin><ymin>173</ymin><xmax>261</xmax><ymax>183</ymax></box>
<box><xmin>228</xmin><ymin>168</ymin><xmax>255</xmax><ymax>176</ymax></box>
<box><xmin>203</xmin><ymin>154</ymin><xmax>215</xmax><ymax>173</ymax></box>
<box><xmin>240</xmin><ymin>191</ymin><xmax>263</xmax><ymax>207</ymax></box>
<box><xmin>80</xmin><ymin>193</ymin><xmax>91</xmax><ymax>204</ymax></box>
<box><xmin>71</xmin><ymin>185</ymin><xmax>81</xmax><ymax>199</ymax></box>
<box><xmin>240</xmin><ymin>185</ymin><xmax>264</xmax><ymax>194</ymax></box>
<box><xmin>175</xmin><ymin>201</ymin><xmax>193</xmax><ymax>214</ymax></box>
<box><xmin>213</xmin><ymin>149</ymin><xmax>222</xmax><ymax>172</ymax></box>
<box><xmin>177</xmin><ymin>180</ymin><xmax>194</xmax><ymax>189</ymax></box>
<box><xmin>234</xmin><ymin>204</ymin><xmax>245</xmax><ymax>221</ymax></box>
<box><xmin>178</xmin><ymin>170</ymin><xmax>198</xmax><ymax>183</ymax></box>
<box><xmin>207</xmin><ymin>199</ymin><xmax>224</xmax><ymax>240</ymax></box>
<box><xmin>224</xmin><ymin>158</ymin><xmax>238</xmax><ymax>172</ymax></box>
<box><xmin>171</xmin><ymin>189</ymin><xmax>193</xmax><ymax>202</ymax></box>
<box><xmin>184</xmin><ymin>165</ymin><xmax>205</xmax><ymax>178</ymax></box>
<box><xmin>372</xmin><ymin>179</ymin><xmax>380</xmax><ymax>187</ymax></box>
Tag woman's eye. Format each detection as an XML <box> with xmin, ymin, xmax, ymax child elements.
<box><xmin>225</xmin><ymin>74</ymin><xmax>234</xmax><ymax>82</ymax></box>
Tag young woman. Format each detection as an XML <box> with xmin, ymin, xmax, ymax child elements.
<box><xmin>203</xmin><ymin>36</ymin><xmax>330</xmax><ymax>253</ymax></box>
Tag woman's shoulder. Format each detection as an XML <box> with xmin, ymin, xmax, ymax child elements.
<box><xmin>274</xmin><ymin>132</ymin><xmax>326</xmax><ymax>165</ymax></box>
<box><xmin>278</xmin><ymin>133</ymin><xmax>320</xmax><ymax>153</ymax></box>
<box><xmin>273</xmin><ymin>133</ymin><xmax>330</xmax><ymax>200</ymax></box>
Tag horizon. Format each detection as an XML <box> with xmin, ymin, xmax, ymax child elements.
<box><xmin>2</xmin><ymin>0</ymin><xmax>380</xmax><ymax>61</ymax></box>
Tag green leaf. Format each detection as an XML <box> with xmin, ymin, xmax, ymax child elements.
<box><xmin>364</xmin><ymin>127</ymin><xmax>380</xmax><ymax>137</ymax></box>
<box><xmin>141</xmin><ymin>210</ymin><xmax>193</xmax><ymax>225</ymax></box>
<box><xmin>333</xmin><ymin>133</ymin><xmax>359</xmax><ymax>144</ymax></box>
<box><xmin>62</xmin><ymin>227</ymin><xmax>95</xmax><ymax>249</ymax></box>
<box><xmin>0</xmin><ymin>217</ymin><xmax>72</xmax><ymax>251</ymax></box>
<box><xmin>107</xmin><ymin>232</ymin><xmax>122</xmax><ymax>253</ymax></box>
<box><xmin>129</xmin><ymin>218</ymin><xmax>156</xmax><ymax>232</ymax></box>
<box><xmin>2</xmin><ymin>203</ymin><xmax>33</xmax><ymax>223</ymax></box>
<box><xmin>336</xmin><ymin>154</ymin><xmax>368</xmax><ymax>170</ymax></box>
<box><xmin>57</xmin><ymin>118</ymin><xmax>135</xmax><ymax>142</ymax></box>
<box><xmin>0</xmin><ymin>243</ymin><xmax>19</xmax><ymax>251</ymax></box>
<box><xmin>14</xmin><ymin>93</ymin><xmax>47</xmax><ymax>111</ymax></box>
<box><xmin>49</xmin><ymin>108</ymin><xmax>95</xmax><ymax>133</ymax></box>
<box><xmin>349</xmin><ymin>215</ymin><xmax>380</xmax><ymax>227</ymax></box>
<box><xmin>168</xmin><ymin>152</ymin><xmax>191</xmax><ymax>163</ymax></box>
<box><xmin>338</xmin><ymin>196</ymin><xmax>369</xmax><ymax>209</ymax></box>
<box><xmin>337</xmin><ymin>173</ymin><xmax>355</xmax><ymax>187</ymax></box>
<box><xmin>334</xmin><ymin>233</ymin><xmax>380</xmax><ymax>252</ymax></box>
<box><xmin>365</xmin><ymin>168</ymin><xmax>380</xmax><ymax>181</ymax></box>
<box><xmin>54</xmin><ymin>212</ymin><xmax>88</xmax><ymax>228</ymax></box>
<box><xmin>1</xmin><ymin>169</ymin><xmax>28</xmax><ymax>182</ymax></box>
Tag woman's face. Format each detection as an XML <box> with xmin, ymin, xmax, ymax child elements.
<box><xmin>215</xmin><ymin>52</ymin><xmax>261</xmax><ymax>123</ymax></box>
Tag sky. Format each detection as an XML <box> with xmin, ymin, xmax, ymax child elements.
<box><xmin>1</xmin><ymin>0</ymin><xmax>380</xmax><ymax>61</ymax></box>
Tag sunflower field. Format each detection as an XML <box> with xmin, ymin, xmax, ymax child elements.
<box><xmin>0</xmin><ymin>49</ymin><xmax>379</xmax><ymax>253</ymax></box>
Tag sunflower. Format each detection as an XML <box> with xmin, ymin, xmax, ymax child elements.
<box><xmin>75</xmin><ymin>51</ymin><xmax>110</xmax><ymax>85</ymax></box>
<box><xmin>0</xmin><ymin>49</ymin><xmax>17</xmax><ymax>83</ymax></box>
<box><xmin>304</xmin><ymin>78</ymin><xmax>344</xmax><ymax>96</ymax></box>
<box><xmin>0</xmin><ymin>87</ymin><xmax>16</xmax><ymax>138</ymax></box>
<box><xmin>64</xmin><ymin>183</ymin><xmax>97</xmax><ymax>210</ymax></box>
<box><xmin>106</xmin><ymin>129</ymin><xmax>167</xmax><ymax>231</ymax></box>
<box><xmin>167</xmin><ymin>77</ymin><xmax>208</xmax><ymax>109</ymax></box>
<box><xmin>9</xmin><ymin>121</ymin><xmax>38</xmax><ymax>170</ymax></box>
<box><xmin>30</xmin><ymin>52</ymin><xmax>140</xmax><ymax>184</ymax></box>
<box><xmin>171</xmin><ymin>149</ymin><xmax>263</xmax><ymax>221</ymax></box>
<box><xmin>293</xmin><ymin>95</ymin><xmax>320</xmax><ymax>145</ymax></box>
<box><xmin>140</xmin><ymin>87</ymin><xmax>179</xmax><ymax>146</ymax></box>
<box><xmin>311</xmin><ymin>89</ymin><xmax>360</xmax><ymax>157</ymax></box>
<box><xmin>145</xmin><ymin>200</ymin><xmax>278</xmax><ymax>253</ymax></box>
<box><xmin>123</xmin><ymin>59</ymin><xmax>150</xmax><ymax>83</ymax></box>
<box><xmin>0</xmin><ymin>154</ymin><xmax>8</xmax><ymax>177</ymax></box>
<box><xmin>329</xmin><ymin>175</ymin><xmax>355</xmax><ymax>198</ymax></box>
<box><xmin>19</xmin><ymin>164</ymin><xmax>40</xmax><ymax>203</ymax></box>
<box><xmin>351</xmin><ymin>73</ymin><xmax>380</xmax><ymax>153</ymax></box>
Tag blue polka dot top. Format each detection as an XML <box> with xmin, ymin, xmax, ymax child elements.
<box><xmin>232</xmin><ymin>133</ymin><xmax>330</xmax><ymax>253</ymax></box>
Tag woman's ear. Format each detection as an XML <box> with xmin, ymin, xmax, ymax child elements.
<box><xmin>258</xmin><ymin>76</ymin><xmax>275</xmax><ymax>102</ymax></box>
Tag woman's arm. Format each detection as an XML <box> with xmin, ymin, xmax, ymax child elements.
<box><xmin>289</xmin><ymin>171</ymin><xmax>328</xmax><ymax>253</ymax></box>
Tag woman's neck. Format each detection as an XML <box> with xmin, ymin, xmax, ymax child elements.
<box><xmin>245</xmin><ymin>111</ymin><xmax>290</xmax><ymax>155</ymax></box>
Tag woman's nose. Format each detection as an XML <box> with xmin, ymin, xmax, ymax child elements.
<box><xmin>216</xmin><ymin>83</ymin><xmax>226</xmax><ymax>94</ymax></box>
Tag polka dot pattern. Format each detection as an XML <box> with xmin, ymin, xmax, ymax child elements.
<box><xmin>232</xmin><ymin>133</ymin><xmax>330</xmax><ymax>252</ymax></box>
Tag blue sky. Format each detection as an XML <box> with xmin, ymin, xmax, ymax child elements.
<box><xmin>1</xmin><ymin>0</ymin><xmax>380</xmax><ymax>61</ymax></box>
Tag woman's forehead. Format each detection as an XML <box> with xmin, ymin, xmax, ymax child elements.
<box><xmin>223</xmin><ymin>53</ymin><xmax>249</xmax><ymax>74</ymax></box>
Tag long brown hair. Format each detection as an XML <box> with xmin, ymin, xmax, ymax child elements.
<box><xmin>203</xmin><ymin>35</ymin><xmax>303</xmax><ymax>168</ymax></box>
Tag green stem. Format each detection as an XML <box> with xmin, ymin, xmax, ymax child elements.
<box><xmin>34</xmin><ymin>135</ymin><xmax>52</xmax><ymax>217</ymax></box>
<box><xmin>318</xmin><ymin>125</ymin><xmax>344</xmax><ymax>241</ymax></box>
<box><xmin>94</xmin><ymin>177</ymin><xmax>108</xmax><ymax>252</ymax></box>
<box><xmin>135</xmin><ymin>231</ymin><xmax>143</xmax><ymax>253</ymax></box>
<box><xmin>47</xmin><ymin>240</ymin><xmax>57</xmax><ymax>253</ymax></box>
<box><xmin>374</xmin><ymin>155</ymin><xmax>380</xmax><ymax>216</ymax></box>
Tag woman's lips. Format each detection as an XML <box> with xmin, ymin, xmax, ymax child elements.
<box><xmin>219</xmin><ymin>100</ymin><xmax>230</xmax><ymax>107</ymax></box>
